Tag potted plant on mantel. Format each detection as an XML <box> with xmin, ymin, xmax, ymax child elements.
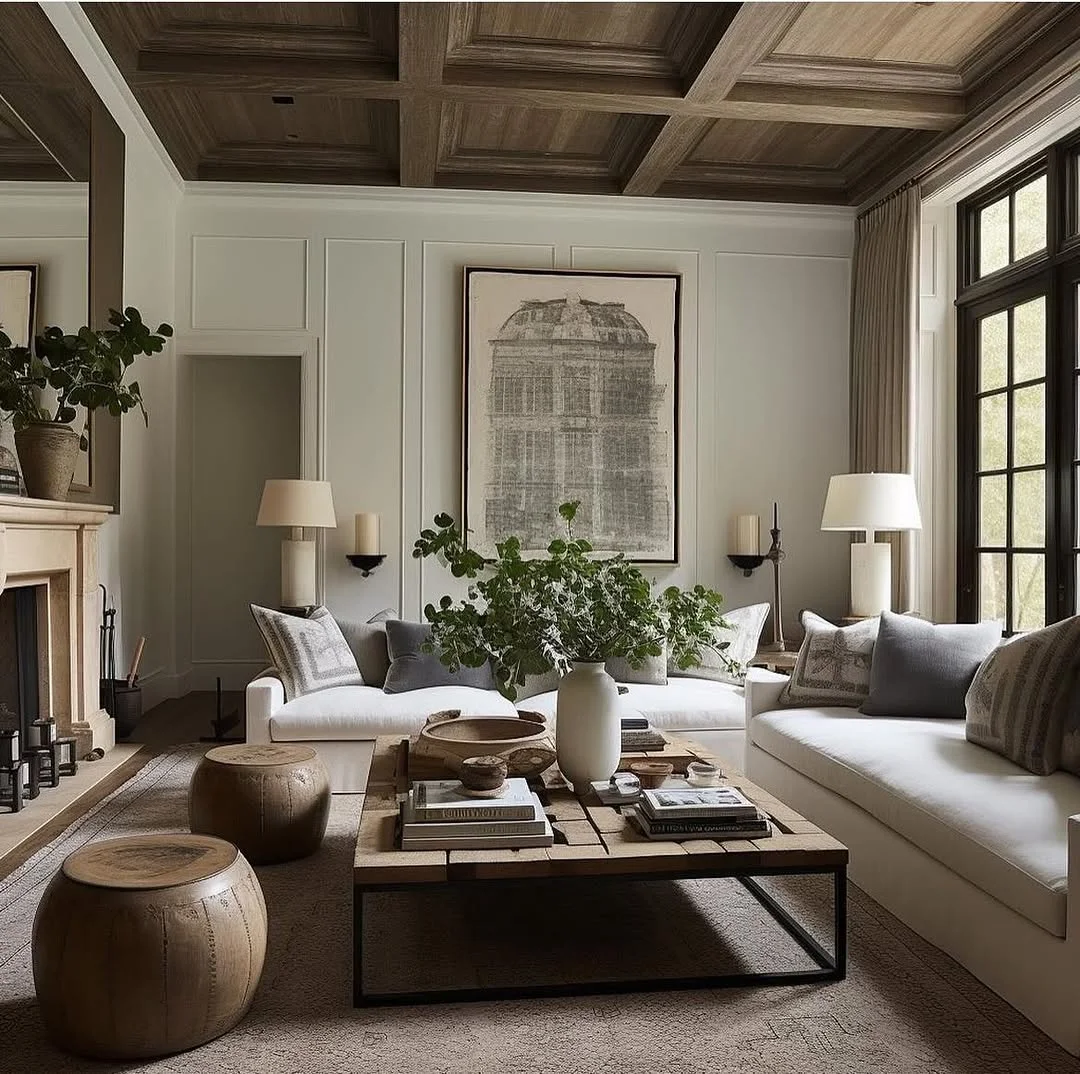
<box><xmin>0</xmin><ymin>308</ymin><xmax>173</xmax><ymax>502</ymax></box>
<box><xmin>414</xmin><ymin>501</ymin><xmax>738</xmax><ymax>792</ymax></box>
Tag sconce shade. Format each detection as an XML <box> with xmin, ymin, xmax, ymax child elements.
<box><xmin>820</xmin><ymin>473</ymin><xmax>922</xmax><ymax>532</ymax></box>
<box><xmin>256</xmin><ymin>480</ymin><xmax>337</xmax><ymax>529</ymax></box>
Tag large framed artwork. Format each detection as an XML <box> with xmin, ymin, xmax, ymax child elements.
<box><xmin>0</xmin><ymin>264</ymin><xmax>37</xmax><ymax>346</ymax></box>
<box><xmin>0</xmin><ymin>266</ymin><xmax>38</xmax><ymax>495</ymax></box>
<box><xmin>464</xmin><ymin>267</ymin><xmax>680</xmax><ymax>563</ymax></box>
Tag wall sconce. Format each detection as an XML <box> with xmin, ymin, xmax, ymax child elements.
<box><xmin>727</xmin><ymin>514</ymin><xmax>764</xmax><ymax>576</ymax></box>
<box><xmin>346</xmin><ymin>512</ymin><xmax>385</xmax><ymax>577</ymax></box>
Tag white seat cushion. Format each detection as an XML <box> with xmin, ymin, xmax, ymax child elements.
<box><xmin>269</xmin><ymin>686</ymin><xmax>516</xmax><ymax>740</ymax></box>
<box><xmin>752</xmin><ymin>708</ymin><xmax>1080</xmax><ymax>936</ymax></box>
<box><xmin>522</xmin><ymin>679</ymin><xmax>745</xmax><ymax>730</ymax></box>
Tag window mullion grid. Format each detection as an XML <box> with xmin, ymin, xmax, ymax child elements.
<box><xmin>1005</xmin><ymin>305</ymin><xmax>1015</xmax><ymax>632</ymax></box>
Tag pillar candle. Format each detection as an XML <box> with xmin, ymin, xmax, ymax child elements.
<box><xmin>732</xmin><ymin>514</ymin><xmax>760</xmax><ymax>556</ymax></box>
<box><xmin>354</xmin><ymin>513</ymin><xmax>380</xmax><ymax>555</ymax></box>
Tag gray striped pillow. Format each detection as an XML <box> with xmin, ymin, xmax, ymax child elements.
<box><xmin>251</xmin><ymin>604</ymin><xmax>365</xmax><ymax>701</ymax></box>
<box><xmin>965</xmin><ymin>616</ymin><xmax>1080</xmax><ymax>775</ymax></box>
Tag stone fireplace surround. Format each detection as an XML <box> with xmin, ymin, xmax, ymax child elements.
<box><xmin>0</xmin><ymin>495</ymin><xmax>114</xmax><ymax>758</ymax></box>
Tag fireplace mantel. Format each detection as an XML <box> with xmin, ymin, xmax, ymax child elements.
<box><xmin>0</xmin><ymin>494</ymin><xmax>114</xmax><ymax>755</ymax></box>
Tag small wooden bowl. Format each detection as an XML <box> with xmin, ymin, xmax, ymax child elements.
<box><xmin>628</xmin><ymin>760</ymin><xmax>674</xmax><ymax>789</ymax></box>
<box><xmin>460</xmin><ymin>755</ymin><xmax>508</xmax><ymax>793</ymax></box>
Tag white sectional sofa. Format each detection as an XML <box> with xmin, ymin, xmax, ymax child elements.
<box><xmin>745</xmin><ymin>667</ymin><xmax>1080</xmax><ymax>1055</ymax></box>
<box><xmin>246</xmin><ymin>673</ymin><xmax>748</xmax><ymax>793</ymax></box>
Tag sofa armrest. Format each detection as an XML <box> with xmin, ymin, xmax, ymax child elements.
<box><xmin>246</xmin><ymin>675</ymin><xmax>285</xmax><ymax>744</ymax></box>
<box><xmin>1068</xmin><ymin>815</ymin><xmax>1080</xmax><ymax>942</ymax></box>
<box><xmin>744</xmin><ymin>668</ymin><xmax>788</xmax><ymax>723</ymax></box>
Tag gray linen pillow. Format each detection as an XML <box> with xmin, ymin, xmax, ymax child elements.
<box><xmin>337</xmin><ymin>608</ymin><xmax>398</xmax><ymax>687</ymax></box>
<box><xmin>966</xmin><ymin>616</ymin><xmax>1080</xmax><ymax>776</ymax></box>
<box><xmin>861</xmin><ymin>611</ymin><xmax>1001</xmax><ymax>718</ymax></box>
<box><xmin>608</xmin><ymin>643</ymin><xmax>668</xmax><ymax>685</ymax></box>
<box><xmin>669</xmin><ymin>603</ymin><xmax>769</xmax><ymax>685</ymax></box>
<box><xmin>778</xmin><ymin>611</ymin><xmax>879</xmax><ymax>708</ymax></box>
<box><xmin>250</xmin><ymin>604</ymin><xmax>365</xmax><ymax>702</ymax></box>
<box><xmin>383</xmin><ymin>620</ymin><xmax>497</xmax><ymax>694</ymax></box>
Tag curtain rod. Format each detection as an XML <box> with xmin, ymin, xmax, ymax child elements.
<box><xmin>857</xmin><ymin>177</ymin><xmax>920</xmax><ymax>220</ymax></box>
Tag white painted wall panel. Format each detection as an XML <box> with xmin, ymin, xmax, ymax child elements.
<box><xmin>714</xmin><ymin>252</ymin><xmax>852</xmax><ymax>634</ymax></box>
<box><xmin>192</xmin><ymin>236</ymin><xmax>307</xmax><ymax>331</ymax></box>
<box><xmin>323</xmin><ymin>239</ymin><xmax>405</xmax><ymax>622</ymax></box>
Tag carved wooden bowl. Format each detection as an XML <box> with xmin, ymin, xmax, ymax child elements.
<box><xmin>413</xmin><ymin>710</ymin><xmax>556</xmax><ymax>777</ymax></box>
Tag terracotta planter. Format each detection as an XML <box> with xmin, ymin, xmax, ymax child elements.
<box><xmin>14</xmin><ymin>423</ymin><xmax>80</xmax><ymax>501</ymax></box>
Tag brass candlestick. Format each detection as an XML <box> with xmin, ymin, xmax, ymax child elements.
<box><xmin>761</xmin><ymin>501</ymin><xmax>786</xmax><ymax>652</ymax></box>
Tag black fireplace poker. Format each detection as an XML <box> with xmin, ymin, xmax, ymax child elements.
<box><xmin>99</xmin><ymin>584</ymin><xmax>117</xmax><ymax>717</ymax></box>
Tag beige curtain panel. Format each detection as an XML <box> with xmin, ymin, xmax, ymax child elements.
<box><xmin>850</xmin><ymin>185</ymin><xmax>920</xmax><ymax>611</ymax></box>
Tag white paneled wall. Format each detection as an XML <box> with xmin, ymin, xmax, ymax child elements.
<box><xmin>172</xmin><ymin>187</ymin><xmax>854</xmax><ymax>686</ymax></box>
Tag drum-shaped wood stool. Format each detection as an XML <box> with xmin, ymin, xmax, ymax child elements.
<box><xmin>189</xmin><ymin>743</ymin><xmax>331</xmax><ymax>865</ymax></box>
<box><xmin>33</xmin><ymin>833</ymin><xmax>267</xmax><ymax>1060</ymax></box>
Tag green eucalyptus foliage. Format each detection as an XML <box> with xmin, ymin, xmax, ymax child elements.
<box><xmin>413</xmin><ymin>501</ymin><xmax>737</xmax><ymax>700</ymax></box>
<box><xmin>0</xmin><ymin>308</ymin><xmax>173</xmax><ymax>450</ymax></box>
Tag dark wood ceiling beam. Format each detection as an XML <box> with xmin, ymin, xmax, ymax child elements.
<box><xmin>622</xmin><ymin>3</ymin><xmax>806</xmax><ymax>196</ymax></box>
<box><xmin>445</xmin><ymin>40</ymin><xmax>678</xmax><ymax>80</ymax></box>
<box><xmin>671</xmin><ymin>161</ymin><xmax>848</xmax><ymax>191</ymax></box>
<box><xmin>723</xmin><ymin>83</ymin><xmax>964</xmax><ymax>130</ymax></box>
<box><xmin>442</xmin><ymin>64</ymin><xmax>684</xmax><ymax>100</ymax></box>
<box><xmin>198</xmin><ymin>141</ymin><xmax>396</xmax><ymax>184</ymax></box>
<box><xmin>436</xmin><ymin>171</ymin><xmax>620</xmax><ymax>196</ymax></box>
<box><xmin>136</xmin><ymin>50</ymin><xmax>397</xmax><ymax>88</ymax></box>
<box><xmin>439</xmin><ymin>149</ymin><xmax>614</xmax><ymax>180</ymax></box>
<box><xmin>741</xmin><ymin>55</ymin><xmax>964</xmax><ymax>94</ymax></box>
<box><xmin>398</xmin><ymin>2</ymin><xmax>451</xmax><ymax>188</ymax></box>
<box><xmin>143</xmin><ymin>23</ymin><xmax>395</xmax><ymax>61</ymax></box>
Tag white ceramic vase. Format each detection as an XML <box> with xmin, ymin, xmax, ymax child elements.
<box><xmin>555</xmin><ymin>661</ymin><xmax>621</xmax><ymax>794</ymax></box>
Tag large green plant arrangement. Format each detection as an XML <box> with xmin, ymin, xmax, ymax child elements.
<box><xmin>0</xmin><ymin>307</ymin><xmax>173</xmax><ymax>449</ymax></box>
<box><xmin>414</xmin><ymin>501</ymin><xmax>737</xmax><ymax>700</ymax></box>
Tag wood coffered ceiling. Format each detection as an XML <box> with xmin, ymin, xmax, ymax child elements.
<box><xmin>0</xmin><ymin>4</ymin><xmax>99</xmax><ymax>182</ymax></box>
<box><xmin>83</xmin><ymin>2</ymin><xmax>1080</xmax><ymax>205</ymax></box>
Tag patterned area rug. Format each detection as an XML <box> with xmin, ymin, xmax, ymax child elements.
<box><xmin>1</xmin><ymin>745</ymin><xmax>1078</xmax><ymax>1074</ymax></box>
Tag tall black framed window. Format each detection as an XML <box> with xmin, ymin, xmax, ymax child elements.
<box><xmin>957</xmin><ymin>136</ymin><xmax>1080</xmax><ymax>630</ymax></box>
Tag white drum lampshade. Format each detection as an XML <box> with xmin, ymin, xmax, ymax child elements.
<box><xmin>256</xmin><ymin>480</ymin><xmax>337</xmax><ymax>608</ymax></box>
<box><xmin>821</xmin><ymin>473</ymin><xmax>921</xmax><ymax>617</ymax></box>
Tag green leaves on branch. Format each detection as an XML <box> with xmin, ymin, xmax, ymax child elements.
<box><xmin>413</xmin><ymin>502</ymin><xmax>738</xmax><ymax>700</ymax></box>
<box><xmin>0</xmin><ymin>307</ymin><xmax>173</xmax><ymax>449</ymax></box>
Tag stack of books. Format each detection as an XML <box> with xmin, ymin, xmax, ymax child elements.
<box><xmin>621</xmin><ymin>715</ymin><xmax>666</xmax><ymax>751</ymax></box>
<box><xmin>628</xmin><ymin>786</ymin><xmax>771</xmax><ymax>842</ymax></box>
<box><xmin>400</xmin><ymin>777</ymin><xmax>553</xmax><ymax>850</ymax></box>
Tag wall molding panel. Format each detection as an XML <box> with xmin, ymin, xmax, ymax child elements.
<box><xmin>171</xmin><ymin>189</ymin><xmax>854</xmax><ymax>668</ymax></box>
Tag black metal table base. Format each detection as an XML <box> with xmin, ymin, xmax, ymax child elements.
<box><xmin>353</xmin><ymin>865</ymin><xmax>846</xmax><ymax>1007</ymax></box>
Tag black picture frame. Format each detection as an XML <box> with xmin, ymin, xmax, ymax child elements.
<box><xmin>463</xmin><ymin>267</ymin><xmax>681</xmax><ymax>564</ymax></box>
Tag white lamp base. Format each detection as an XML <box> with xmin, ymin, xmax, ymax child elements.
<box><xmin>850</xmin><ymin>540</ymin><xmax>892</xmax><ymax>617</ymax></box>
<box><xmin>281</xmin><ymin>538</ymin><xmax>317</xmax><ymax>608</ymax></box>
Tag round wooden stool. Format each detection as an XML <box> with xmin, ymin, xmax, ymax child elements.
<box><xmin>33</xmin><ymin>833</ymin><xmax>266</xmax><ymax>1060</ymax></box>
<box><xmin>189</xmin><ymin>743</ymin><xmax>331</xmax><ymax>865</ymax></box>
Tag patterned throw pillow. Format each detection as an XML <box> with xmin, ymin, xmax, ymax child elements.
<box><xmin>778</xmin><ymin>611</ymin><xmax>879</xmax><ymax>708</ymax></box>
<box><xmin>250</xmin><ymin>604</ymin><xmax>365</xmax><ymax>702</ymax></box>
<box><xmin>966</xmin><ymin>616</ymin><xmax>1080</xmax><ymax>776</ymax></box>
<box><xmin>669</xmin><ymin>603</ymin><xmax>770</xmax><ymax>685</ymax></box>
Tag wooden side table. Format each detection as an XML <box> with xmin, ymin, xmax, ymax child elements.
<box><xmin>750</xmin><ymin>648</ymin><xmax>799</xmax><ymax>674</ymax></box>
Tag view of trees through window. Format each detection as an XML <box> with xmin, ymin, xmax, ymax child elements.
<box><xmin>958</xmin><ymin>138</ymin><xmax>1080</xmax><ymax>631</ymax></box>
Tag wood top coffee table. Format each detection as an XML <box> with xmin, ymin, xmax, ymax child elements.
<box><xmin>353</xmin><ymin>733</ymin><xmax>847</xmax><ymax>1006</ymax></box>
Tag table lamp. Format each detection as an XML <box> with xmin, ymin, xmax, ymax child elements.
<box><xmin>820</xmin><ymin>472</ymin><xmax>921</xmax><ymax>617</ymax></box>
<box><xmin>256</xmin><ymin>479</ymin><xmax>337</xmax><ymax>609</ymax></box>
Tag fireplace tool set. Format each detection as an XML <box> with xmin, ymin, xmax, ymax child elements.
<box><xmin>99</xmin><ymin>585</ymin><xmax>146</xmax><ymax>739</ymax></box>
